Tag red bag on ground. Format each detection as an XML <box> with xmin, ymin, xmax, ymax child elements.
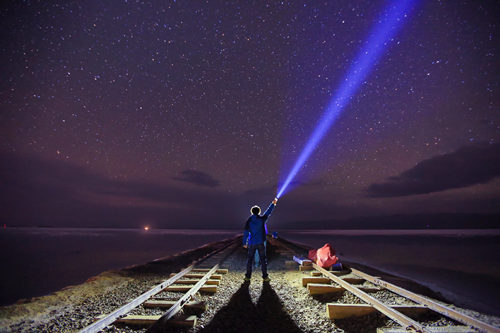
<box><xmin>308</xmin><ymin>249</ymin><xmax>317</xmax><ymax>262</ymax></box>
<box><xmin>311</xmin><ymin>243</ymin><xmax>338</xmax><ymax>268</ymax></box>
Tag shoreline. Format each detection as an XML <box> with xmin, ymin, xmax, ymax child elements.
<box><xmin>0</xmin><ymin>237</ymin><xmax>237</xmax><ymax>331</ymax></box>
<box><xmin>1</xmin><ymin>236</ymin><xmax>499</xmax><ymax>332</ymax></box>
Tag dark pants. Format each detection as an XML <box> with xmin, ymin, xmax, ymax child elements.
<box><xmin>246</xmin><ymin>243</ymin><xmax>268</xmax><ymax>278</ymax></box>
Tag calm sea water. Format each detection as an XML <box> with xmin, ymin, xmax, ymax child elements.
<box><xmin>0</xmin><ymin>228</ymin><xmax>238</xmax><ymax>306</ymax></box>
<box><xmin>0</xmin><ymin>228</ymin><xmax>499</xmax><ymax>316</ymax></box>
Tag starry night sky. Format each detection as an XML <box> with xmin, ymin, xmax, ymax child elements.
<box><xmin>1</xmin><ymin>1</ymin><xmax>499</xmax><ymax>229</ymax></box>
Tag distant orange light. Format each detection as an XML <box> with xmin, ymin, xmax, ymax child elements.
<box><xmin>144</xmin><ymin>226</ymin><xmax>150</xmax><ymax>231</ymax></box>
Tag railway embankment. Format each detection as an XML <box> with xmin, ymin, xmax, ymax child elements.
<box><xmin>1</xmin><ymin>236</ymin><xmax>499</xmax><ymax>333</ymax></box>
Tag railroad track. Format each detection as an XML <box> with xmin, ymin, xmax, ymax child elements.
<box><xmin>280</xmin><ymin>238</ymin><xmax>500</xmax><ymax>333</ymax></box>
<box><xmin>79</xmin><ymin>238</ymin><xmax>238</xmax><ymax>333</ymax></box>
<box><xmin>75</xmin><ymin>236</ymin><xmax>498</xmax><ymax>333</ymax></box>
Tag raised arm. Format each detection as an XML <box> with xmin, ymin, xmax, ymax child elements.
<box><xmin>263</xmin><ymin>197</ymin><xmax>278</xmax><ymax>219</ymax></box>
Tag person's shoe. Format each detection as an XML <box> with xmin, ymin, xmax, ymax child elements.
<box><xmin>262</xmin><ymin>276</ymin><xmax>270</xmax><ymax>282</ymax></box>
<box><xmin>244</xmin><ymin>276</ymin><xmax>251</xmax><ymax>282</ymax></box>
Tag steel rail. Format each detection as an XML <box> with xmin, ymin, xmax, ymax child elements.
<box><xmin>273</xmin><ymin>238</ymin><xmax>498</xmax><ymax>332</ymax></box>
<box><xmin>351</xmin><ymin>268</ymin><xmax>500</xmax><ymax>333</ymax></box>
<box><xmin>79</xmin><ymin>238</ymin><xmax>236</xmax><ymax>333</ymax></box>
<box><xmin>79</xmin><ymin>266</ymin><xmax>193</xmax><ymax>333</ymax></box>
<box><xmin>313</xmin><ymin>263</ymin><xmax>431</xmax><ymax>333</ymax></box>
<box><xmin>146</xmin><ymin>264</ymin><xmax>219</xmax><ymax>333</ymax></box>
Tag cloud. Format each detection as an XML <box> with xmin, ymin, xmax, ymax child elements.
<box><xmin>0</xmin><ymin>152</ymin><xmax>236</xmax><ymax>227</ymax></box>
<box><xmin>172</xmin><ymin>169</ymin><xmax>220</xmax><ymax>187</ymax></box>
<box><xmin>366</xmin><ymin>143</ymin><xmax>500</xmax><ymax>197</ymax></box>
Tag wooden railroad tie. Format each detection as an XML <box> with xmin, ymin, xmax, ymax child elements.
<box><xmin>302</xmin><ymin>260</ymin><xmax>312</xmax><ymax>266</ymax></box>
<box><xmin>299</xmin><ymin>265</ymin><xmax>314</xmax><ymax>271</ymax></box>
<box><xmin>174</xmin><ymin>279</ymin><xmax>220</xmax><ymax>285</ymax></box>
<box><xmin>326</xmin><ymin>303</ymin><xmax>430</xmax><ymax>319</ymax></box>
<box><xmin>307</xmin><ymin>283</ymin><xmax>380</xmax><ymax>295</ymax></box>
<box><xmin>304</xmin><ymin>275</ymin><xmax>365</xmax><ymax>286</ymax></box>
<box><xmin>144</xmin><ymin>300</ymin><xmax>206</xmax><ymax>315</ymax></box>
<box><xmin>307</xmin><ymin>283</ymin><xmax>343</xmax><ymax>295</ymax></box>
<box><xmin>340</xmin><ymin>277</ymin><xmax>365</xmax><ymax>284</ymax></box>
<box><xmin>302</xmin><ymin>276</ymin><xmax>331</xmax><ymax>287</ymax></box>
<box><xmin>165</xmin><ymin>285</ymin><xmax>217</xmax><ymax>293</ymax></box>
<box><xmin>95</xmin><ymin>314</ymin><xmax>197</xmax><ymax>328</ymax></box>
<box><xmin>310</xmin><ymin>270</ymin><xmax>350</xmax><ymax>277</ymax></box>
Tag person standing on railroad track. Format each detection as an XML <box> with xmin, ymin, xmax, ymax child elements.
<box><xmin>243</xmin><ymin>197</ymin><xmax>278</xmax><ymax>282</ymax></box>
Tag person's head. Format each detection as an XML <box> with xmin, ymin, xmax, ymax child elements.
<box><xmin>250</xmin><ymin>205</ymin><xmax>261</xmax><ymax>215</ymax></box>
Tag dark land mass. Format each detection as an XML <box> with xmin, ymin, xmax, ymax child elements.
<box><xmin>281</xmin><ymin>213</ymin><xmax>500</xmax><ymax>230</ymax></box>
<box><xmin>7</xmin><ymin>213</ymin><xmax>500</xmax><ymax>230</ymax></box>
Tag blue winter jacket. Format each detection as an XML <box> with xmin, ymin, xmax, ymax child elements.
<box><xmin>243</xmin><ymin>203</ymin><xmax>275</xmax><ymax>246</ymax></box>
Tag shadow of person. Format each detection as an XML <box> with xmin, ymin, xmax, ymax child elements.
<box><xmin>255</xmin><ymin>281</ymin><xmax>304</xmax><ymax>333</ymax></box>
<box><xmin>199</xmin><ymin>281</ymin><xmax>303</xmax><ymax>333</ymax></box>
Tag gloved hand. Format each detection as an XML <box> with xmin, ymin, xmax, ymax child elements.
<box><xmin>272</xmin><ymin>197</ymin><xmax>278</xmax><ymax>205</ymax></box>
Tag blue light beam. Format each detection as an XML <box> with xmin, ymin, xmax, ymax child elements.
<box><xmin>277</xmin><ymin>0</ymin><xmax>417</xmax><ymax>198</ymax></box>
